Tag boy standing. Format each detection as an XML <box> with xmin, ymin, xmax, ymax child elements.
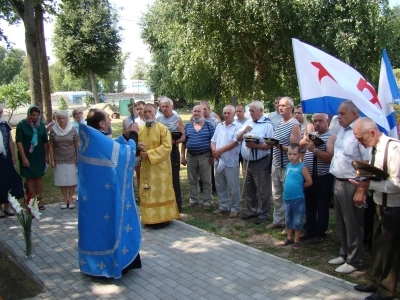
<box><xmin>279</xmin><ymin>143</ymin><xmax>312</xmax><ymax>250</ymax></box>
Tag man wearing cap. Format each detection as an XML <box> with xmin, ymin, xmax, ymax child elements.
<box><xmin>300</xmin><ymin>113</ymin><xmax>336</xmax><ymax>244</ymax></box>
<box><xmin>350</xmin><ymin>117</ymin><xmax>400</xmax><ymax>300</ymax></box>
<box><xmin>267</xmin><ymin>96</ymin><xmax>301</xmax><ymax>230</ymax></box>
<box><xmin>181</xmin><ymin>105</ymin><xmax>215</xmax><ymax>209</ymax></box>
<box><xmin>236</xmin><ymin>101</ymin><xmax>274</xmax><ymax>224</ymax></box>
<box><xmin>211</xmin><ymin>105</ymin><xmax>242</xmax><ymax>218</ymax></box>
<box><xmin>328</xmin><ymin>100</ymin><xmax>370</xmax><ymax>274</ymax></box>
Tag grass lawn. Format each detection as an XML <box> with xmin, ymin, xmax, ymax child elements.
<box><xmin>9</xmin><ymin>112</ymin><xmax>373</xmax><ymax>286</ymax></box>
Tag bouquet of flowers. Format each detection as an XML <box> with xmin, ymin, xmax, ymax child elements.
<box><xmin>8</xmin><ymin>192</ymin><xmax>41</xmax><ymax>258</ymax></box>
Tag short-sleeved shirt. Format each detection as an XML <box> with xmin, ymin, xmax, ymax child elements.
<box><xmin>329</xmin><ymin>119</ymin><xmax>370</xmax><ymax>178</ymax></box>
<box><xmin>211</xmin><ymin>122</ymin><xmax>241</xmax><ymax>167</ymax></box>
<box><xmin>50</xmin><ymin>127</ymin><xmax>78</xmax><ymax>164</ymax></box>
<box><xmin>237</xmin><ymin>116</ymin><xmax>274</xmax><ymax>161</ymax></box>
<box><xmin>272</xmin><ymin>118</ymin><xmax>300</xmax><ymax>168</ymax></box>
<box><xmin>185</xmin><ymin>121</ymin><xmax>215</xmax><ymax>153</ymax></box>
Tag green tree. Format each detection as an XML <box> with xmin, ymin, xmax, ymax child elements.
<box><xmin>132</xmin><ymin>56</ymin><xmax>148</xmax><ymax>80</ymax></box>
<box><xmin>49</xmin><ymin>61</ymin><xmax>91</xmax><ymax>92</ymax></box>
<box><xmin>0</xmin><ymin>0</ymin><xmax>55</xmax><ymax>122</ymax></box>
<box><xmin>100</xmin><ymin>52</ymin><xmax>129</xmax><ymax>93</ymax></box>
<box><xmin>53</xmin><ymin>0</ymin><xmax>122</xmax><ymax>103</ymax></box>
<box><xmin>0</xmin><ymin>46</ymin><xmax>26</xmax><ymax>85</ymax></box>
<box><xmin>141</xmin><ymin>0</ymin><xmax>397</xmax><ymax>107</ymax></box>
<box><xmin>0</xmin><ymin>82</ymin><xmax>30</xmax><ymax>124</ymax></box>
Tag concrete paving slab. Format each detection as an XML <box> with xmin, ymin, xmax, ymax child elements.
<box><xmin>0</xmin><ymin>203</ymin><xmax>365</xmax><ymax>299</ymax></box>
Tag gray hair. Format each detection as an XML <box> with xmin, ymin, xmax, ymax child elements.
<box><xmin>200</xmin><ymin>100</ymin><xmax>211</xmax><ymax>109</ymax></box>
<box><xmin>355</xmin><ymin>117</ymin><xmax>379</xmax><ymax>132</ymax></box>
<box><xmin>281</xmin><ymin>96</ymin><xmax>294</xmax><ymax>107</ymax></box>
<box><xmin>159</xmin><ymin>96</ymin><xmax>174</xmax><ymax>107</ymax></box>
<box><xmin>250</xmin><ymin>101</ymin><xmax>264</xmax><ymax>111</ymax></box>
<box><xmin>313</xmin><ymin>113</ymin><xmax>328</xmax><ymax>120</ymax></box>
<box><xmin>341</xmin><ymin>100</ymin><xmax>360</xmax><ymax>115</ymax></box>
<box><xmin>223</xmin><ymin>105</ymin><xmax>235</xmax><ymax>113</ymax></box>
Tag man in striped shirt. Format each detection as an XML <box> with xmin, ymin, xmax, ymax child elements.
<box><xmin>181</xmin><ymin>105</ymin><xmax>215</xmax><ymax>209</ymax></box>
<box><xmin>237</xmin><ymin>101</ymin><xmax>274</xmax><ymax>224</ymax></box>
<box><xmin>267</xmin><ymin>96</ymin><xmax>301</xmax><ymax>230</ymax></box>
<box><xmin>300</xmin><ymin>113</ymin><xmax>336</xmax><ymax>243</ymax></box>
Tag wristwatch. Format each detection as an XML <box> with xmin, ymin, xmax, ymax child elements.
<box><xmin>313</xmin><ymin>148</ymin><xmax>318</xmax><ymax>153</ymax></box>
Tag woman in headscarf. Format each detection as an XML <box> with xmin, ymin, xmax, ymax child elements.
<box><xmin>16</xmin><ymin>106</ymin><xmax>49</xmax><ymax>210</ymax></box>
<box><xmin>49</xmin><ymin>110</ymin><xmax>78</xmax><ymax>208</ymax></box>
<box><xmin>0</xmin><ymin>104</ymin><xmax>24</xmax><ymax>217</ymax></box>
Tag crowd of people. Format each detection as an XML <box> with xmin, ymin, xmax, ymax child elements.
<box><xmin>0</xmin><ymin>97</ymin><xmax>399</xmax><ymax>299</ymax></box>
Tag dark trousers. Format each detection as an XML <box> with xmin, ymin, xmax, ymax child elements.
<box><xmin>371</xmin><ymin>205</ymin><xmax>400</xmax><ymax>298</ymax></box>
<box><xmin>304</xmin><ymin>173</ymin><xmax>334</xmax><ymax>238</ymax></box>
<box><xmin>171</xmin><ymin>145</ymin><xmax>182</xmax><ymax>207</ymax></box>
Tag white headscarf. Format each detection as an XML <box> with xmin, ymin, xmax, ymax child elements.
<box><xmin>0</xmin><ymin>104</ymin><xmax>6</xmax><ymax>156</ymax></box>
<box><xmin>52</xmin><ymin>110</ymin><xmax>73</xmax><ymax>136</ymax></box>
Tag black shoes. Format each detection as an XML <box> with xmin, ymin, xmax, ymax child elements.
<box><xmin>354</xmin><ymin>284</ymin><xmax>378</xmax><ymax>293</ymax></box>
<box><xmin>364</xmin><ymin>293</ymin><xmax>393</xmax><ymax>300</ymax></box>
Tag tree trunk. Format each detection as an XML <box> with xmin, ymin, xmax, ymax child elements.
<box><xmin>21</xmin><ymin>0</ymin><xmax>43</xmax><ymax>113</ymax></box>
<box><xmin>252</xmin><ymin>47</ymin><xmax>265</xmax><ymax>100</ymax></box>
<box><xmin>88</xmin><ymin>68</ymin><xmax>100</xmax><ymax>103</ymax></box>
<box><xmin>35</xmin><ymin>4</ymin><xmax>52</xmax><ymax>122</ymax></box>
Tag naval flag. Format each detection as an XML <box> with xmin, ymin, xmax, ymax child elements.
<box><xmin>292</xmin><ymin>38</ymin><xmax>390</xmax><ymax>133</ymax></box>
<box><xmin>378</xmin><ymin>49</ymin><xmax>399</xmax><ymax>138</ymax></box>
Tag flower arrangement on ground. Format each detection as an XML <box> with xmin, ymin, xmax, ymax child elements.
<box><xmin>8</xmin><ymin>192</ymin><xmax>41</xmax><ymax>258</ymax></box>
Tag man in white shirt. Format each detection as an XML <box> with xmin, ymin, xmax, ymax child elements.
<box><xmin>237</xmin><ymin>101</ymin><xmax>274</xmax><ymax>224</ymax></box>
<box><xmin>328</xmin><ymin>100</ymin><xmax>370</xmax><ymax>274</ymax></box>
<box><xmin>211</xmin><ymin>105</ymin><xmax>242</xmax><ymax>218</ymax></box>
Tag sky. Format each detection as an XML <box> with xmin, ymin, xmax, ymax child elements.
<box><xmin>0</xmin><ymin>0</ymin><xmax>399</xmax><ymax>79</ymax></box>
<box><xmin>0</xmin><ymin>0</ymin><xmax>154</xmax><ymax>78</ymax></box>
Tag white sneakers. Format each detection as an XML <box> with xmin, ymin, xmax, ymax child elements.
<box><xmin>328</xmin><ymin>256</ymin><xmax>345</xmax><ymax>265</ymax></box>
<box><xmin>335</xmin><ymin>263</ymin><xmax>357</xmax><ymax>274</ymax></box>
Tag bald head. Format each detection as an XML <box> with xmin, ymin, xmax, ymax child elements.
<box><xmin>353</xmin><ymin>117</ymin><xmax>382</xmax><ymax>148</ymax></box>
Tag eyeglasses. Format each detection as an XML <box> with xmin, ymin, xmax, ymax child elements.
<box><xmin>74</xmin><ymin>112</ymin><xmax>83</xmax><ymax>116</ymax></box>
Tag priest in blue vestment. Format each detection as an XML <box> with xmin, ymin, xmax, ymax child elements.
<box><xmin>77</xmin><ymin>109</ymin><xmax>142</xmax><ymax>278</ymax></box>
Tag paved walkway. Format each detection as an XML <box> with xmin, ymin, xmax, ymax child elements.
<box><xmin>0</xmin><ymin>203</ymin><xmax>365</xmax><ymax>300</ymax></box>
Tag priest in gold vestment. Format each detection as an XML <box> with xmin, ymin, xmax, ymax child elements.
<box><xmin>138</xmin><ymin>103</ymin><xmax>180</xmax><ymax>228</ymax></box>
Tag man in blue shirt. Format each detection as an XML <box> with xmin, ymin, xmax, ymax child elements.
<box><xmin>181</xmin><ymin>105</ymin><xmax>215</xmax><ymax>209</ymax></box>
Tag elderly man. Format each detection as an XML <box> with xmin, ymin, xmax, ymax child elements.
<box><xmin>267</xmin><ymin>96</ymin><xmax>301</xmax><ymax>230</ymax></box>
<box><xmin>78</xmin><ymin>109</ymin><xmax>141</xmax><ymax>278</ymax></box>
<box><xmin>300</xmin><ymin>113</ymin><xmax>336</xmax><ymax>243</ymax></box>
<box><xmin>237</xmin><ymin>101</ymin><xmax>274</xmax><ymax>224</ymax></box>
<box><xmin>157</xmin><ymin>97</ymin><xmax>186</xmax><ymax>212</ymax></box>
<box><xmin>181</xmin><ymin>105</ymin><xmax>215</xmax><ymax>209</ymax></box>
<box><xmin>211</xmin><ymin>105</ymin><xmax>242</xmax><ymax>218</ymax></box>
<box><xmin>328</xmin><ymin>100</ymin><xmax>370</xmax><ymax>274</ymax></box>
<box><xmin>268</xmin><ymin>96</ymin><xmax>283</xmax><ymax>129</ymax></box>
<box><xmin>350</xmin><ymin>118</ymin><xmax>400</xmax><ymax>300</ymax></box>
<box><xmin>138</xmin><ymin>104</ymin><xmax>180</xmax><ymax>228</ymax></box>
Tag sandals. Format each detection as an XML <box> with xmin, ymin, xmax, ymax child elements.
<box><xmin>292</xmin><ymin>242</ymin><xmax>300</xmax><ymax>250</ymax></box>
<box><xmin>61</xmin><ymin>204</ymin><xmax>68</xmax><ymax>209</ymax></box>
<box><xmin>279</xmin><ymin>238</ymin><xmax>294</xmax><ymax>246</ymax></box>
<box><xmin>69</xmin><ymin>204</ymin><xmax>75</xmax><ymax>209</ymax></box>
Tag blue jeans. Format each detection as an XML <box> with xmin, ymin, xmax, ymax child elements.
<box><xmin>284</xmin><ymin>198</ymin><xmax>305</xmax><ymax>231</ymax></box>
